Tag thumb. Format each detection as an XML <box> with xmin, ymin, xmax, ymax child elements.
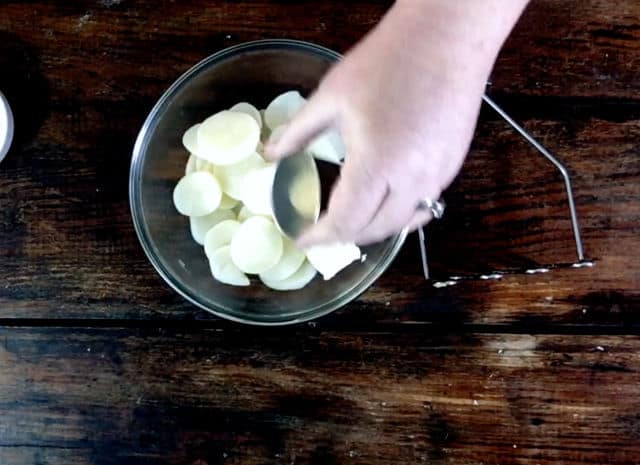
<box><xmin>264</xmin><ymin>90</ymin><xmax>336</xmax><ymax>160</ymax></box>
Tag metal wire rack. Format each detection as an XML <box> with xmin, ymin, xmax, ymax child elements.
<box><xmin>418</xmin><ymin>94</ymin><xmax>593</xmax><ymax>283</ymax></box>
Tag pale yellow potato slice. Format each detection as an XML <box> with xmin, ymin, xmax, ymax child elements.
<box><xmin>209</xmin><ymin>246</ymin><xmax>250</xmax><ymax>286</ymax></box>
<box><xmin>237</xmin><ymin>206</ymin><xmax>271</xmax><ymax>223</ymax></box>
<box><xmin>204</xmin><ymin>219</ymin><xmax>241</xmax><ymax>259</ymax></box>
<box><xmin>213</xmin><ymin>151</ymin><xmax>267</xmax><ymax>200</ymax></box>
<box><xmin>182</xmin><ymin>123</ymin><xmax>203</xmax><ymax>156</ymax></box>
<box><xmin>185</xmin><ymin>154</ymin><xmax>197</xmax><ymax>175</ymax></box>
<box><xmin>189</xmin><ymin>209</ymin><xmax>235</xmax><ymax>245</ymax></box>
<box><xmin>260</xmin><ymin>260</ymin><xmax>317</xmax><ymax>291</ymax></box>
<box><xmin>230</xmin><ymin>102</ymin><xmax>262</xmax><ymax>129</ymax></box>
<box><xmin>237</xmin><ymin>205</ymin><xmax>253</xmax><ymax>223</ymax></box>
<box><xmin>306</xmin><ymin>242</ymin><xmax>362</xmax><ymax>280</ymax></box>
<box><xmin>173</xmin><ymin>171</ymin><xmax>222</xmax><ymax>217</ymax></box>
<box><xmin>306</xmin><ymin>128</ymin><xmax>345</xmax><ymax>165</ymax></box>
<box><xmin>264</xmin><ymin>91</ymin><xmax>306</xmax><ymax>130</ymax></box>
<box><xmin>259</xmin><ymin>236</ymin><xmax>306</xmax><ymax>282</ymax></box>
<box><xmin>240</xmin><ymin>163</ymin><xmax>276</xmax><ymax>216</ymax></box>
<box><xmin>218</xmin><ymin>193</ymin><xmax>239</xmax><ymax>210</ymax></box>
<box><xmin>230</xmin><ymin>216</ymin><xmax>283</xmax><ymax>274</ymax></box>
<box><xmin>197</xmin><ymin>110</ymin><xmax>260</xmax><ymax>165</ymax></box>
<box><xmin>195</xmin><ymin>156</ymin><xmax>214</xmax><ymax>172</ymax></box>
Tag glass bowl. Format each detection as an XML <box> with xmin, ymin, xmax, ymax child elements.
<box><xmin>129</xmin><ymin>39</ymin><xmax>406</xmax><ymax>325</ymax></box>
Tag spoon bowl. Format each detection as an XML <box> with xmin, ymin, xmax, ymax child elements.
<box><xmin>272</xmin><ymin>151</ymin><xmax>321</xmax><ymax>239</ymax></box>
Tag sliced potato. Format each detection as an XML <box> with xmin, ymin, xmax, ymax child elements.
<box><xmin>189</xmin><ymin>209</ymin><xmax>235</xmax><ymax>245</ymax></box>
<box><xmin>182</xmin><ymin>123</ymin><xmax>203</xmax><ymax>156</ymax></box>
<box><xmin>230</xmin><ymin>216</ymin><xmax>283</xmax><ymax>274</ymax></box>
<box><xmin>229</xmin><ymin>102</ymin><xmax>262</xmax><ymax>128</ymax></box>
<box><xmin>259</xmin><ymin>236</ymin><xmax>306</xmax><ymax>282</ymax></box>
<box><xmin>264</xmin><ymin>91</ymin><xmax>306</xmax><ymax>130</ymax></box>
<box><xmin>185</xmin><ymin>154</ymin><xmax>197</xmax><ymax>175</ymax></box>
<box><xmin>177</xmin><ymin>97</ymin><xmax>357</xmax><ymax>290</ymax></box>
<box><xmin>173</xmin><ymin>171</ymin><xmax>222</xmax><ymax>217</ymax></box>
<box><xmin>195</xmin><ymin>156</ymin><xmax>214</xmax><ymax>172</ymax></box>
<box><xmin>306</xmin><ymin>129</ymin><xmax>345</xmax><ymax>165</ymax></box>
<box><xmin>197</xmin><ymin>110</ymin><xmax>260</xmax><ymax>165</ymax></box>
<box><xmin>213</xmin><ymin>151</ymin><xmax>267</xmax><ymax>200</ymax></box>
<box><xmin>204</xmin><ymin>219</ymin><xmax>241</xmax><ymax>259</ymax></box>
<box><xmin>260</xmin><ymin>260</ymin><xmax>317</xmax><ymax>291</ymax></box>
<box><xmin>209</xmin><ymin>246</ymin><xmax>250</xmax><ymax>286</ymax></box>
<box><xmin>306</xmin><ymin>242</ymin><xmax>361</xmax><ymax>280</ymax></box>
<box><xmin>237</xmin><ymin>205</ymin><xmax>271</xmax><ymax>223</ymax></box>
<box><xmin>219</xmin><ymin>193</ymin><xmax>239</xmax><ymax>210</ymax></box>
<box><xmin>237</xmin><ymin>205</ymin><xmax>253</xmax><ymax>223</ymax></box>
<box><xmin>240</xmin><ymin>163</ymin><xmax>276</xmax><ymax>216</ymax></box>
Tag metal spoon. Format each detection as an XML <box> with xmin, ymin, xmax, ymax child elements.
<box><xmin>271</xmin><ymin>151</ymin><xmax>321</xmax><ymax>239</ymax></box>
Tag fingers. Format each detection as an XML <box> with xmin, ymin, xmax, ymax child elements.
<box><xmin>298</xmin><ymin>156</ymin><xmax>444</xmax><ymax>246</ymax></box>
<box><xmin>347</xmin><ymin>177</ymin><xmax>441</xmax><ymax>245</ymax></box>
<box><xmin>264</xmin><ymin>90</ymin><xmax>337</xmax><ymax>161</ymax></box>
<box><xmin>343</xmin><ymin>145</ymin><xmax>443</xmax><ymax>242</ymax></box>
<box><xmin>352</xmin><ymin>187</ymin><xmax>417</xmax><ymax>245</ymax></box>
<box><xmin>296</xmin><ymin>160</ymin><xmax>387</xmax><ymax>248</ymax></box>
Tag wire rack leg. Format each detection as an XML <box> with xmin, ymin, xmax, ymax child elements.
<box><xmin>418</xmin><ymin>94</ymin><xmax>587</xmax><ymax>281</ymax></box>
<box><xmin>482</xmin><ymin>94</ymin><xmax>585</xmax><ymax>262</ymax></box>
<box><xmin>418</xmin><ymin>226</ymin><xmax>430</xmax><ymax>280</ymax></box>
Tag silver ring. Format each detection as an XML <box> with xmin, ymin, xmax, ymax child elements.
<box><xmin>416</xmin><ymin>197</ymin><xmax>445</xmax><ymax>219</ymax></box>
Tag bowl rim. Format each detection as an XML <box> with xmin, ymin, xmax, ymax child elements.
<box><xmin>129</xmin><ymin>39</ymin><xmax>407</xmax><ymax>326</ymax></box>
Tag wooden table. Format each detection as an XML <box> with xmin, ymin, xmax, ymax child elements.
<box><xmin>1</xmin><ymin>1</ymin><xmax>639</xmax><ymax>464</ymax></box>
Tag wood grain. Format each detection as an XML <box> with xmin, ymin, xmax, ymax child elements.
<box><xmin>496</xmin><ymin>0</ymin><xmax>640</xmax><ymax>98</ymax></box>
<box><xmin>2</xmin><ymin>327</ymin><xmax>640</xmax><ymax>465</ymax></box>
<box><xmin>0</xmin><ymin>0</ymin><xmax>639</xmax><ymax>100</ymax></box>
<box><xmin>1</xmin><ymin>2</ymin><xmax>639</xmax><ymax>463</ymax></box>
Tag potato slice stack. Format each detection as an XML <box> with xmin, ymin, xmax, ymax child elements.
<box><xmin>172</xmin><ymin>92</ymin><xmax>362</xmax><ymax>290</ymax></box>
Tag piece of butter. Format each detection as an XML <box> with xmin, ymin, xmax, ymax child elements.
<box><xmin>306</xmin><ymin>242</ymin><xmax>362</xmax><ymax>280</ymax></box>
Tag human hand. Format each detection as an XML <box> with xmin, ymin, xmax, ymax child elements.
<box><xmin>266</xmin><ymin>0</ymin><xmax>528</xmax><ymax>247</ymax></box>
